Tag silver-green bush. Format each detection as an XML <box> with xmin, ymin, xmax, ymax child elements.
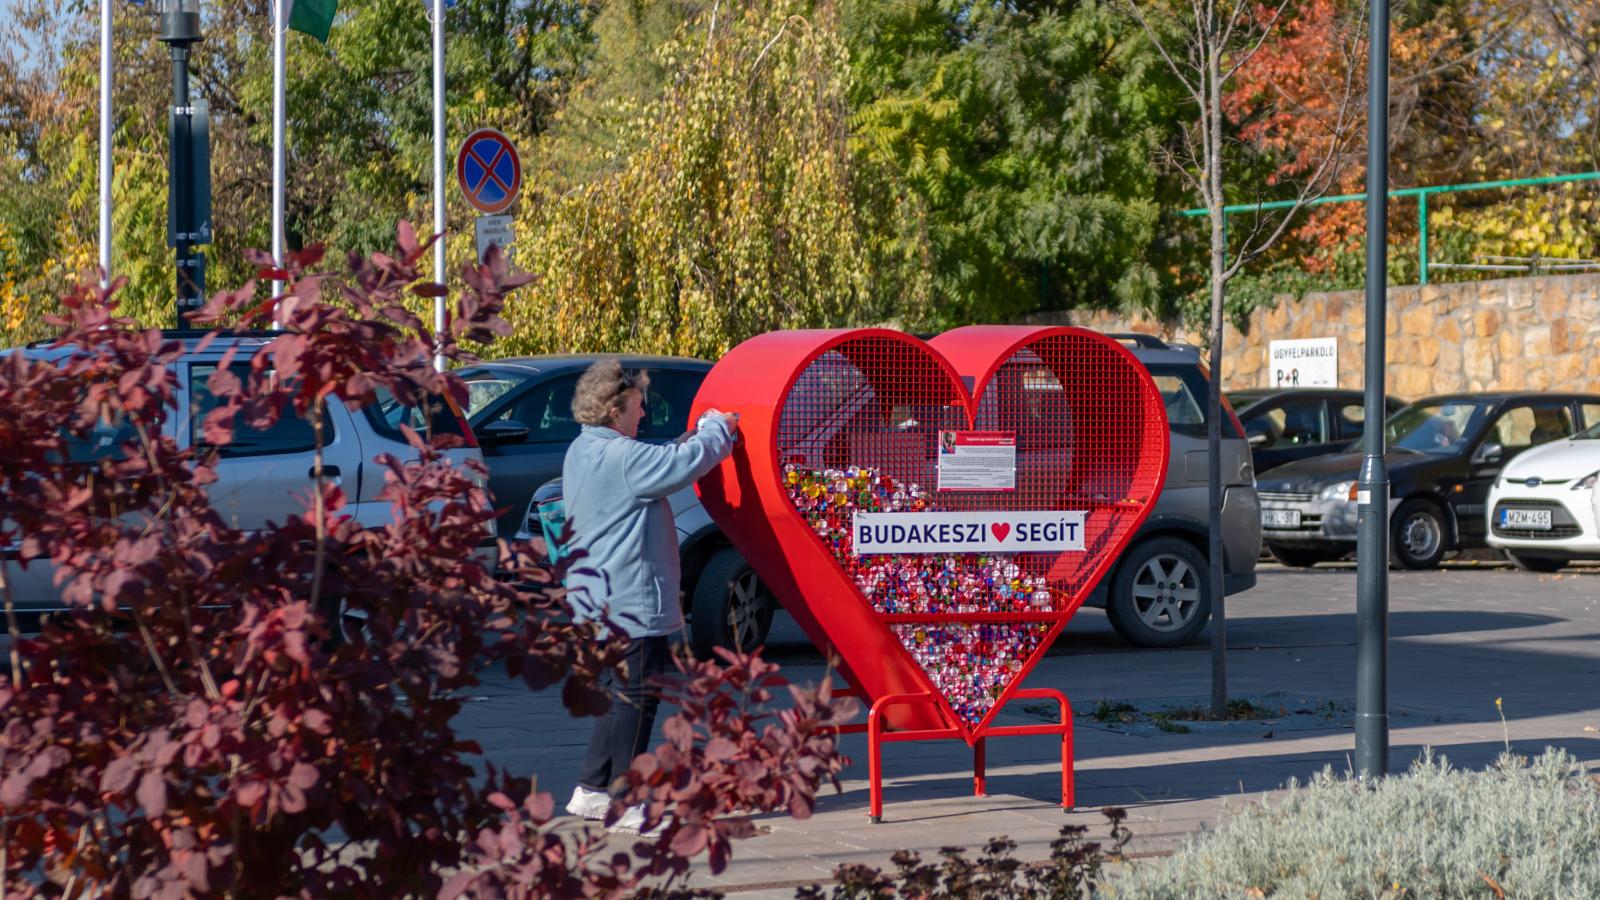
<box><xmin>1105</xmin><ymin>749</ymin><xmax>1600</xmax><ymax>898</ymax></box>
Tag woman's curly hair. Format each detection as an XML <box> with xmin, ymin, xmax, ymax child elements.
<box><xmin>571</xmin><ymin>358</ymin><xmax>650</xmax><ymax>427</ymax></box>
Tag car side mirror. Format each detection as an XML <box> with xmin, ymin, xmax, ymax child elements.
<box><xmin>1473</xmin><ymin>441</ymin><xmax>1503</xmax><ymax>466</ymax></box>
<box><xmin>478</xmin><ymin>419</ymin><xmax>531</xmax><ymax>447</ymax></box>
<box><xmin>1247</xmin><ymin>432</ymin><xmax>1268</xmax><ymax>449</ymax></box>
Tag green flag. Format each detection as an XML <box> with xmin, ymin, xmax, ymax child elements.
<box><xmin>287</xmin><ymin>0</ymin><xmax>337</xmax><ymax>43</ymax></box>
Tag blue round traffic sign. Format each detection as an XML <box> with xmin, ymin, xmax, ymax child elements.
<box><xmin>456</xmin><ymin>128</ymin><xmax>522</xmax><ymax>214</ymax></box>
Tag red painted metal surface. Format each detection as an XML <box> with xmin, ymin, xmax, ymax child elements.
<box><xmin>691</xmin><ymin>327</ymin><xmax>1167</xmax><ymax>740</ymax></box>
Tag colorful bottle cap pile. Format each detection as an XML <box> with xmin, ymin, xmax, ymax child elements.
<box><xmin>784</xmin><ymin>462</ymin><xmax>1058</xmax><ymax>725</ymax></box>
<box><xmin>893</xmin><ymin>622</ymin><xmax>1052</xmax><ymax>724</ymax></box>
<box><xmin>783</xmin><ymin>464</ymin><xmax>1055</xmax><ymax>615</ymax></box>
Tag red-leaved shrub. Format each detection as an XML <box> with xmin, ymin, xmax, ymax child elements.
<box><xmin>0</xmin><ymin>225</ymin><xmax>853</xmax><ymax>898</ymax></box>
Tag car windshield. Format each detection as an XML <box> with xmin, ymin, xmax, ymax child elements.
<box><xmin>1573</xmin><ymin>420</ymin><xmax>1600</xmax><ymax>440</ymax></box>
<box><xmin>461</xmin><ymin>369</ymin><xmax>535</xmax><ymax>418</ymax></box>
<box><xmin>1227</xmin><ymin>390</ymin><xmax>1271</xmax><ymax>411</ymax></box>
<box><xmin>1385</xmin><ymin>400</ymin><xmax>1494</xmax><ymax>454</ymax></box>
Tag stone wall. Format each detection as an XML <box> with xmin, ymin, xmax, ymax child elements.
<box><xmin>1026</xmin><ymin>273</ymin><xmax>1600</xmax><ymax>399</ymax></box>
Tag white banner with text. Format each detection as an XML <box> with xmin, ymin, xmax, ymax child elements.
<box><xmin>853</xmin><ymin>510</ymin><xmax>1087</xmax><ymax>555</ymax></box>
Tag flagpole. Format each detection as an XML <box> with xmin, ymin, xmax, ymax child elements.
<box><xmin>272</xmin><ymin>0</ymin><xmax>286</xmax><ymax>322</ymax></box>
<box><xmin>431</xmin><ymin>0</ymin><xmax>446</xmax><ymax>371</ymax></box>
<box><xmin>98</xmin><ymin>0</ymin><xmax>113</xmax><ymax>289</ymax></box>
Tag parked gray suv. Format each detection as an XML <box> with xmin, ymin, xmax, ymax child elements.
<box><xmin>1084</xmin><ymin>335</ymin><xmax>1260</xmax><ymax>647</ymax></box>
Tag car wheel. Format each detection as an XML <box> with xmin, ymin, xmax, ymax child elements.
<box><xmin>689</xmin><ymin>547</ymin><xmax>775</xmax><ymax>659</ymax></box>
<box><xmin>1504</xmin><ymin>550</ymin><xmax>1568</xmax><ymax>573</ymax></box>
<box><xmin>319</xmin><ymin>596</ymin><xmax>379</xmax><ymax>649</ymax></box>
<box><xmin>1390</xmin><ymin>499</ymin><xmax>1448</xmax><ymax>570</ymax></box>
<box><xmin>1266</xmin><ymin>543</ymin><xmax>1340</xmax><ymax>568</ymax></box>
<box><xmin>1106</xmin><ymin>537</ymin><xmax>1211</xmax><ymax>648</ymax></box>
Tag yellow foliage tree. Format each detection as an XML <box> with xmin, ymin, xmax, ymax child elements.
<box><xmin>507</xmin><ymin>0</ymin><xmax>932</xmax><ymax>359</ymax></box>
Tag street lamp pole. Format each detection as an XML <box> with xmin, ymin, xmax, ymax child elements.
<box><xmin>1355</xmin><ymin>0</ymin><xmax>1391</xmax><ymax>780</ymax></box>
<box><xmin>159</xmin><ymin>0</ymin><xmax>207</xmax><ymax>326</ymax></box>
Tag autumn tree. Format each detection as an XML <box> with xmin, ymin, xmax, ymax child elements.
<box><xmin>843</xmin><ymin>0</ymin><xmax>1184</xmax><ymax>324</ymax></box>
<box><xmin>1127</xmin><ymin>0</ymin><xmax>1364</xmax><ymax>716</ymax></box>
<box><xmin>1212</xmin><ymin>0</ymin><xmax>1598</xmax><ymax>297</ymax></box>
<box><xmin>0</xmin><ymin>0</ymin><xmax>594</xmax><ymax>345</ymax></box>
<box><xmin>1211</xmin><ymin>0</ymin><xmax>1474</xmax><ymax>300</ymax></box>
<box><xmin>508</xmin><ymin>0</ymin><xmax>934</xmax><ymax>359</ymax></box>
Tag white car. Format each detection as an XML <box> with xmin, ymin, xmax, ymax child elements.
<box><xmin>1486</xmin><ymin>424</ymin><xmax>1600</xmax><ymax>571</ymax></box>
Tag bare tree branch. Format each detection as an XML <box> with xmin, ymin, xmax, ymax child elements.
<box><xmin>1124</xmin><ymin>0</ymin><xmax>1202</xmax><ymax>102</ymax></box>
<box><xmin>1222</xmin><ymin>0</ymin><xmax>1295</xmax><ymax>82</ymax></box>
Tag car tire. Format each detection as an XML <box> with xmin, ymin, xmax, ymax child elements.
<box><xmin>1105</xmin><ymin>537</ymin><xmax>1212</xmax><ymax>648</ymax></box>
<box><xmin>1266</xmin><ymin>543</ymin><xmax>1340</xmax><ymax>568</ymax></box>
<box><xmin>689</xmin><ymin>547</ymin><xmax>774</xmax><ymax>659</ymax></box>
<box><xmin>1504</xmin><ymin>550</ymin><xmax>1568</xmax><ymax>573</ymax></box>
<box><xmin>318</xmin><ymin>596</ymin><xmax>378</xmax><ymax>649</ymax></box>
<box><xmin>1390</xmin><ymin>499</ymin><xmax>1448</xmax><ymax>570</ymax></box>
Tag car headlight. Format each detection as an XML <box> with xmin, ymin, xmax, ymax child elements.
<box><xmin>1573</xmin><ymin>471</ymin><xmax>1599</xmax><ymax>491</ymax></box>
<box><xmin>1319</xmin><ymin>481</ymin><xmax>1357</xmax><ymax>501</ymax></box>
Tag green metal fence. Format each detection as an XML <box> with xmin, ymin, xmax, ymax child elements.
<box><xmin>1180</xmin><ymin>171</ymin><xmax>1600</xmax><ymax>285</ymax></box>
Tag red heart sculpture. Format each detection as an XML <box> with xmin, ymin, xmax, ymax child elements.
<box><xmin>692</xmin><ymin>326</ymin><xmax>1168</xmax><ymax>740</ymax></box>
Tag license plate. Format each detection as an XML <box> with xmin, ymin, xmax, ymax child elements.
<box><xmin>1262</xmin><ymin>509</ymin><xmax>1301</xmax><ymax>529</ymax></box>
<box><xmin>1501</xmin><ymin>508</ymin><xmax>1552</xmax><ymax>530</ymax></box>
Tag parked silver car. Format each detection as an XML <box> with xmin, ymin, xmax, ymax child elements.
<box><xmin>2</xmin><ymin>331</ymin><xmax>494</xmax><ymax>639</ymax></box>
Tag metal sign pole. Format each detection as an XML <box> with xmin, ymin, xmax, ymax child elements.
<box><xmin>431</xmin><ymin>0</ymin><xmax>446</xmax><ymax>371</ymax></box>
<box><xmin>1355</xmin><ymin>0</ymin><xmax>1391</xmax><ymax>781</ymax></box>
<box><xmin>98</xmin><ymin>0</ymin><xmax>113</xmax><ymax>289</ymax></box>
<box><xmin>271</xmin><ymin>0</ymin><xmax>286</xmax><ymax>319</ymax></box>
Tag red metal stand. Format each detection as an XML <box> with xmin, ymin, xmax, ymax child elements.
<box><xmin>846</xmin><ymin>687</ymin><xmax>1074</xmax><ymax>824</ymax></box>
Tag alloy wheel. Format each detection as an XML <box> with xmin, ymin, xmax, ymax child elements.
<box><xmin>1130</xmin><ymin>554</ymin><xmax>1201</xmax><ymax>632</ymax></box>
<box><xmin>726</xmin><ymin>569</ymin><xmax>766</xmax><ymax>651</ymax></box>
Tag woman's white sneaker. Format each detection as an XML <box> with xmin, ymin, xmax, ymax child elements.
<box><xmin>564</xmin><ymin>785</ymin><xmax>610</xmax><ymax>821</ymax></box>
<box><xmin>608</xmin><ymin>804</ymin><xmax>670</xmax><ymax>837</ymax></box>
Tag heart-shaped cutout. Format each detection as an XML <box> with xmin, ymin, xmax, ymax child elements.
<box><xmin>693</xmin><ymin>326</ymin><xmax>1167</xmax><ymax>739</ymax></box>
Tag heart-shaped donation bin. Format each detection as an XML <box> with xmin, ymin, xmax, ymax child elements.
<box><xmin>692</xmin><ymin>326</ymin><xmax>1167</xmax><ymax>818</ymax></box>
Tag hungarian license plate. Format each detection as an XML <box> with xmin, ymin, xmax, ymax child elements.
<box><xmin>1262</xmin><ymin>509</ymin><xmax>1301</xmax><ymax>529</ymax></box>
<box><xmin>1501</xmin><ymin>508</ymin><xmax>1552</xmax><ymax>530</ymax></box>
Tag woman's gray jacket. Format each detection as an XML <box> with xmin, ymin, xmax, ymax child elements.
<box><xmin>560</xmin><ymin>416</ymin><xmax>734</xmax><ymax>638</ymax></box>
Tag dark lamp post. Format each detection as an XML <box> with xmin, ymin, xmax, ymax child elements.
<box><xmin>1355</xmin><ymin>0</ymin><xmax>1391</xmax><ymax>781</ymax></box>
<box><xmin>158</xmin><ymin>0</ymin><xmax>208</xmax><ymax>325</ymax></box>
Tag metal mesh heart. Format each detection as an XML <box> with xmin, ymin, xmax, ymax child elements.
<box><xmin>693</xmin><ymin>326</ymin><xmax>1167</xmax><ymax>739</ymax></box>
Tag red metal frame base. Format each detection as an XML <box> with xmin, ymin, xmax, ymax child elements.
<box><xmin>853</xmin><ymin>687</ymin><xmax>1074</xmax><ymax>823</ymax></box>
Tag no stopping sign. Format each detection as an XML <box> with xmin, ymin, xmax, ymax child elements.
<box><xmin>456</xmin><ymin>128</ymin><xmax>522</xmax><ymax>214</ymax></box>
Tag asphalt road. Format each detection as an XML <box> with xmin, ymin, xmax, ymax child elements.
<box><xmin>9</xmin><ymin>560</ymin><xmax>1600</xmax><ymax>893</ymax></box>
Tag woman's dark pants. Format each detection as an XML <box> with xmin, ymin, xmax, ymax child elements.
<box><xmin>578</xmin><ymin>634</ymin><xmax>671</xmax><ymax>794</ymax></box>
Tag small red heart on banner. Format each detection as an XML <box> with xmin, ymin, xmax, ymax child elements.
<box><xmin>693</xmin><ymin>326</ymin><xmax>1168</xmax><ymax>740</ymax></box>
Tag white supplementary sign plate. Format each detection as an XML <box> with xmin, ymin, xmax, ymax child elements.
<box><xmin>1268</xmin><ymin>337</ymin><xmax>1338</xmax><ymax>388</ymax></box>
<box><xmin>853</xmin><ymin>510</ymin><xmax>1085</xmax><ymax>555</ymax></box>
<box><xmin>937</xmin><ymin>430</ymin><xmax>1016</xmax><ymax>491</ymax></box>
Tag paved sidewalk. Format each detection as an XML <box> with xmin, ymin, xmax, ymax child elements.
<box><xmin>459</xmin><ymin>563</ymin><xmax>1600</xmax><ymax>895</ymax></box>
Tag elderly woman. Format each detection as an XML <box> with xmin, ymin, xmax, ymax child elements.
<box><xmin>560</xmin><ymin>359</ymin><xmax>737</xmax><ymax>831</ymax></box>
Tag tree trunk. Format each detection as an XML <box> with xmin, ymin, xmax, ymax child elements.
<box><xmin>1206</xmin><ymin>42</ymin><xmax>1229</xmax><ymax>721</ymax></box>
